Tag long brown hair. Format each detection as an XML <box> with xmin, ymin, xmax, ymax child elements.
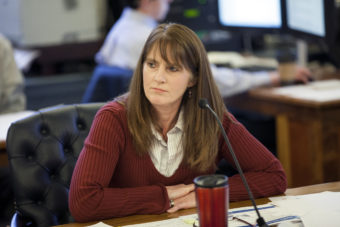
<box><xmin>125</xmin><ymin>23</ymin><xmax>226</xmax><ymax>171</ymax></box>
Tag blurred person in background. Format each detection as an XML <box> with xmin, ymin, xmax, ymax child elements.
<box><xmin>0</xmin><ymin>33</ymin><xmax>26</xmax><ymax>226</ymax></box>
<box><xmin>96</xmin><ymin>0</ymin><xmax>173</xmax><ymax>70</ymax></box>
<box><xmin>0</xmin><ymin>34</ymin><xmax>26</xmax><ymax>114</ymax></box>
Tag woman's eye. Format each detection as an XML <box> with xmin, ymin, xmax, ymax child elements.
<box><xmin>169</xmin><ymin>66</ymin><xmax>179</xmax><ymax>72</ymax></box>
<box><xmin>147</xmin><ymin>62</ymin><xmax>156</xmax><ymax>68</ymax></box>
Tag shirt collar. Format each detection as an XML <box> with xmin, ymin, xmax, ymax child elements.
<box><xmin>151</xmin><ymin>109</ymin><xmax>184</xmax><ymax>141</ymax></box>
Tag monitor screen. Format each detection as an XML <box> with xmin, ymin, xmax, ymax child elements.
<box><xmin>286</xmin><ymin>0</ymin><xmax>325</xmax><ymax>37</ymax></box>
<box><xmin>165</xmin><ymin>0</ymin><xmax>219</xmax><ymax>31</ymax></box>
<box><xmin>217</xmin><ymin>0</ymin><xmax>282</xmax><ymax>29</ymax></box>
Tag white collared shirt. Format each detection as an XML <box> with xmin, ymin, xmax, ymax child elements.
<box><xmin>95</xmin><ymin>8</ymin><xmax>158</xmax><ymax>70</ymax></box>
<box><xmin>149</xmin><ymin>110</ymin><xmax>184</xmax><ymax>177</ymax></box>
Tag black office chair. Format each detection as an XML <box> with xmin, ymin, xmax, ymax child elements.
<box><xmin>6</xmin><ymin>103</ymin><xmax>104</xmax><ymax>227</ymax></box>
<box><xmin>82</xmin><ymin>65</ymin><xmax>133</xmax><ymax>103</ymax></box>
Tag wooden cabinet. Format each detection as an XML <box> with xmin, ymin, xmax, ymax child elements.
<box><xmin>225</xmin><ymin>82</ymin><xmax>340</xmax><ymax>187</ymax></box>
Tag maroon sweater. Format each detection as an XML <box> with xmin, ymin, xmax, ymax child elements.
<box><xmin>69</xmin><ymin>101</ymin><xmax>287</xmax><ymax>222</ymax></box>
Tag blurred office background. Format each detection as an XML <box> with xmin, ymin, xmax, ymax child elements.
<box><xmin>0</xmin><ymin>0</ymin><xmax>340</xmax><ymax>225</ymax></box>
<box><xmin>0</xmin><ymin>0</ymin><xmax>338</xmax><ymax>108</ymax></box>
<box><xmin>0</xmin><ymin>0</ymin><xmax>339</xmax><ymax>110</ymax></box>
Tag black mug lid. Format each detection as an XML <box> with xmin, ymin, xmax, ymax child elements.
<box><xmin>276</xmin><ymin>49</ymin><xmax>296</xmax><ymax>63</ymax></box>
<box><xmin>194</xmin><ymin>174</ymin><xmax>228</xmax><ymax>188</ymax></box>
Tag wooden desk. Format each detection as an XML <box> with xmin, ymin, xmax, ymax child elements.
<box><xmin>1</xmin><ymin>125</ymin><xmax>7</xmax><ymax>166</ymax></box>
<box><xmin>31</xmin><ymin>39</ymin><xmax>103</xmax><ymax>75</ymax></box>
<box><xmin>0</xmin><ymin>141</ymin><xmax>7</xmax><ymax>167</ymax></box>
<box><xmin>0</xmin><ymin>140</ymin><xmax>5</xmax><ymax>150</ymax></box>
<box><xmin>56</xmin><ymin>181</ymin><xmax>340</xmax><ymax>227</ymax></box>
<box><xmin>224</xmin><ymin>83</ymin><xmax>340</xmax><ymax>187</ymax></box>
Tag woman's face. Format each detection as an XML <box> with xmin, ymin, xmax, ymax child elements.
<box><xmin>143</xmin><ymin>46</ymin><xmax>194</xmax><ymax>110</ymax></box>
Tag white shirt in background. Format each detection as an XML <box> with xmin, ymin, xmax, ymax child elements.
<box><xmin>211</xmin><ymin>64</ymin><xmax>272</xmax><ymax>97</ymax></box>
<box><xmin>95</xmin><ymin>8</ymin><xmax>158</xmax><ymax>70</ymax></box>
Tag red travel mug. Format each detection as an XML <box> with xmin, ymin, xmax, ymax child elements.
<box><xmin>194</xmin><ymin>174</ymin><xmax>229</xmax><ymax>227</ymax></box>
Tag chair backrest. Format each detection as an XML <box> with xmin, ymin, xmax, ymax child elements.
<box><xmin>82</xmin><ymin>65</ymin><xmax>133</xmax><ymax>103</ymax></box>
<box><xmin>6</xmin><ymin>102</ymin><xmax>104</xmax><ymax>227</ymax></box>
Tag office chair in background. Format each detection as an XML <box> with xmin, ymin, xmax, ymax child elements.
<box><xmin>6</xmin><ymin>102</ymin><xmax>104</xmax><ymax>227</ymax></box>
<box><xmin>82</xmin><ymin>65</ymin><xmax>133</xmax><ymax>103</ymax></box>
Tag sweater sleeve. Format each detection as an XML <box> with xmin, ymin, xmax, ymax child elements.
<box><xmin>69</xmin><ymin>104</ymin><xmax>169</xmax><ymax>222</ymax></box>
<box><xmin>220</xmin><ymin>113</ymin><xmax>287</xmax><ymax>201</ymax></box>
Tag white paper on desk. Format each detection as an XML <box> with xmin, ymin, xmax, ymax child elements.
<box><xmin>123</xmin><ymin>204</ymin><xmax>301</xmax><ymax>227</ymax></box>
<box><xmin>270</xmin><ymin>191</ymin><xmax>340</xmax><ymax>227</ymax></box>
<box><xmin>224</xmin><ymin>204</ymin><xmax>301</xmax><ymax>227</ymax></box>
<box><xmin>14</xmin><ymin>48</ymin><xmax>40</xmax><ymax>72</ymax></box>
<box><xmin>0</xmin><ymin>111</ymin><xmax>36</xmax><ymax>141</ymax></box>
<box><xmin>86</xmin><ymin>222</ymin><xmax>112</xmax><ymax>227</ymax></box>
<box><xmin>123</xmin><ymin>217</ymin><xmax>194</xmax><ymax>227</ymax></box>
<box><xmin>272</xmin><ymin>79</ymin><xmax>340</xmax><ymax>102</ymax></box>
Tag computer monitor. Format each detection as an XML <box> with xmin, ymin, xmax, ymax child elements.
<box><xmin>165</xmin><ymin>0</ymin><xmax>219</xmax><ymax>31</ymax></box>
<box><xmin>165</xmin><ymin>0</ymin><xmax>243</xmax><ymax>51</ymax></box>
<box><xmin>284</xmin><ymin>0</ymin><xmax>338</xmax><ymax>66</ymax></box>
<box><xmin>216</xmin><ymin>0</ymin><xmax>283</xmax><ymax>53</ymax></box>
<box><xmin>217</xmin><ymin>0</ymin><xmax>283</xmax><ymax>31</ymax></box>
<box><xmin>285</xmin><ymin>0</ymin><xmax>331</xmax><ymax>41</ymax></box>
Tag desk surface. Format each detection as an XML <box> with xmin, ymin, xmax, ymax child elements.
<box><xmin>226</xmin><ymin>80</ymin><xmax>340</xmax><ymax>115</ymax></box>
<box><xmin>249</xmin><ymin>79</ymin><xmax>340</xmax><ymax>108</ymax></box>
<box><xmin>0</xmin><ymin>110</ymin><xmax>36</xmax><ymax>150</ymax></box>
<box><xmin>56</xmin><ymin>181</ymin><xmax>340</xmax><ymax>227</ymax></box>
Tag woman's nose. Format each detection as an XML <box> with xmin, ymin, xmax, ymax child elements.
<box><xmin>153</xmin><ymin>67</ymin><xmax>166</xmax><ymax>83</ymax></box>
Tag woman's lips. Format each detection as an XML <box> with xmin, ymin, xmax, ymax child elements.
<box><xmin>152</xmin><ymin>87</ymin><xmax>167</xmax><ymax>93</ymax></box>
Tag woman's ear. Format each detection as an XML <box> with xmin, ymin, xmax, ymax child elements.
<box><xmin>188</xmin><ymin>76</ymin><xmax>197</xmax><ymax>88</ymax></box>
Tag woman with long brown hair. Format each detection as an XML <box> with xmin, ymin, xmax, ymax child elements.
<box><xmin>69</xmin><ymin>23</ymin><xmax>287</xmax><ymax>222</ymax></box>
